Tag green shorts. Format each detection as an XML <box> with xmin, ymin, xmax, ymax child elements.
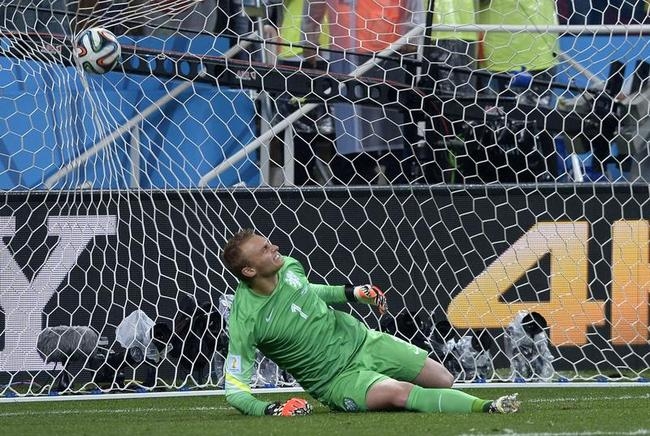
<box><xmin>320</xmin><ymin>330</ymin><xmax>428</xmax><ymax>412</ymax></box>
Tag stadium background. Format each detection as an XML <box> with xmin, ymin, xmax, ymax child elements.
<box><xmin>0</xmin><ymin>186</ymin><xmax>648</xmax><ymax>382</ymax></box>
<box><xmin>1</xmin><ymin>1</ymin><xmax>650</xmax><ymax>390</ymax></box>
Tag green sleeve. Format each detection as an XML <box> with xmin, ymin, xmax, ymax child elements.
<box><xmin>310</xmin><ymin>283</ymin><xmax>349</xmax><ymax>304</ymax></box>
<box><xmin>285</xmin><ymin>259</ymin><xmax>350</xmax><ymax>304</ymax></box>
<box><xmin>225</xmin><ymin>391</ymin><xmax>270</xmax><ymax>417</ymax></box>
<box><xmin>224</xmin><ymin>311</ymin><xmax>272</xmax><ymax>416</ymax></box>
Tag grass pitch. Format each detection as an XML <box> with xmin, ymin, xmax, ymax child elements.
<box><xmin>1</xmin><ymin>387</ymin><xmax>649</xmax><ymax>436</ymax></box>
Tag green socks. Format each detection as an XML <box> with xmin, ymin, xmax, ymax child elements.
<box><xmin>405</xmin><ymin>386</ymin><xmax>492</xmax><ymax>413</ymax></box>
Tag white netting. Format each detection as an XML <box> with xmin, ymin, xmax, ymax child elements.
<box><xmin>0</xmin><ymin>1</ymin><xmax>649</xmax><ymax>398</ymax></box>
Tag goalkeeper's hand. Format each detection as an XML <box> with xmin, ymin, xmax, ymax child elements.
<box><xmin>348</xmin><ymin>284</ymin><xmax>387</xmax><ymax>314</ymax></box>
<box><xmin>264</xmin><ymin>398</ymin><xmax>313</xmax><ymax>416</ymax></box>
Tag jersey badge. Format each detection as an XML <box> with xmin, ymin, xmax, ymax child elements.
<box><xmin>226</xmin><ymin>355</ymin><xmax>242</xmax><ymax>374</ymax></box>
<box><xmin>285</xmin><ymin>271</ymin><xmax>301</xmax><ymax>288</ymax></box>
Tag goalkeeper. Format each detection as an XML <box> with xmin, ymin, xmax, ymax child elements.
<box><xmin>222</xmin><ymin>229</ymin><xmax>520</xmax><ymax>416</ymax></box>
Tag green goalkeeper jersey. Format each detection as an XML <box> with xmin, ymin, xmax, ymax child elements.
<box><xmin>224</xmin><ymin>256</ymin><xmax>369</xmax><ymax>416</ymax></box>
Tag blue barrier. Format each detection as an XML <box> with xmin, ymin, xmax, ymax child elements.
<box><xmin>558</xmin><ymin>35</ymin><xmax>650</xmax><ymax>90</ymax></box>
<box><xmin>0</xmin><ymin>34</ymin><xmax>259</xmax><ymax>190</ymax></box>
<box><xmin>555</xmin><ymin>35</ymin><xmax>650</xmax><ymax>180</ymax></box>
<box><xmin>4</xmin><ymin>33</ymin><xmax>649</xmax><ymax>189</ymax></box>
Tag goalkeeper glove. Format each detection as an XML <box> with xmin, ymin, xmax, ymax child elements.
<box><xmin>264</xmin><ymin>398</ymin><xmax>313</xmax><ymax>416</ymax></box>
<box><xmin>346</xmin><ymin>284</ymin><xmax>387</xmax><ymax>314</ymax></box>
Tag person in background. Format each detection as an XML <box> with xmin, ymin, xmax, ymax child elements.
<box><xmin>275</xmin><ymin>0</ymin><xmax>333</xmax><ymax>137</ymax></box>
<box><xmin>478</xmin><ymin>0</ymin><xmax>558</xmax><ymax>106</ymax></box>
<box><xmin>266</xmin><ymin>0</ymin><xmax>337</xmax><ymax>185</ymax></box>
<box><xmin>476</xmin><ymin>0</ymin><xmax>559</xmax><ymax>182</ymax></box>
<box><xmin>427</xmin><ymin>0</ymin><xmax>478</xmax><ymax>96</ymax></box>
<box><xmin>417</xmin><ymin>0</ymin><xmax>479</xmax><ymax>183</ymax></box>
<box><xmin>302</xmin><ymin>0</ymin><xmax>425</xmax><ymax>185</ymax></box>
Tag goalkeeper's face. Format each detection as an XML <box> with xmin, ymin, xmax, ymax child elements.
<box><xmin>240</xmin><ymin>234</ymin><xmax>284</xmax><ymax>280</ymax></box>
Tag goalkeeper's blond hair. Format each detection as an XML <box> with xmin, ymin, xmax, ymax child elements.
<box><xmin>222</xmin><ymin>228</ymin><xmax>256</xmax><ymax>281</ymax></box>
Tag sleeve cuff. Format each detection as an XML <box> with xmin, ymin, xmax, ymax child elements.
<box><xmin>344</xmin><ymin>285</ymin><xmax>356</xmax><ymax>302</ymax></box>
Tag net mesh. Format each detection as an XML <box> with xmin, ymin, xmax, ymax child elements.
<box><xmin>0</xmin><ymin>1</ymin><xmax>649</xmax><ymax>397</ymax></box>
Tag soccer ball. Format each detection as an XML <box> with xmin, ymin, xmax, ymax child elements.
<box><xmin>74</xmin><ymin>27</ymin><xmax>121</xmax><ymax>74</ymax></box>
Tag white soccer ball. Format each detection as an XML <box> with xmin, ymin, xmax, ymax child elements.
<box><xmin>74</xmin><ymin>27</ymin><xmax>121</xmax><ymax>74</ymax></box>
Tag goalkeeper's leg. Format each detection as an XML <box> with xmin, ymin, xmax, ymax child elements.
<box><xmin>360</xmin><ymin>331</ymin><xmax>455</xmax><ymax>388</ymax></box>
<box><xmin>412</xmin><ymin>356</ymin><xmax>454</xmax><ymax>388</ymax></box>
<box><xmin>367</xmin><ymin>379</ymin><xmax>495</xmax><ymax>413</ymax></box>
<box><xmin>360</xmin><ymin>331</ymin><xmax>517</xmax><ymax>413</ymax></box>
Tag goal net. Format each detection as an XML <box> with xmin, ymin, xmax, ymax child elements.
<box><xmin>0</xmin><ymin>0</ymin><xmax>649</xmax><ymax>398</ymax></box>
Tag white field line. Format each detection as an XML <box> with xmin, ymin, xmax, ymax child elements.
<box><xmin>459</xmin><ymin>431</ymin><xmax>650</xmax><ymax>436</ymax></box>
<box><xmin>0</xmin><ymin>381</ymin><xmax>648</xmax><ymax>404</ymax></box>
<box><xmin>525</xmin><ymin>392</ymin><xmax>650</xmax><ymax>403</ymax></box>
<box><xmin>0</xmin><ymin>405</ymin><xmax>232</xmax><ymax>418</ymax></box>
<box><xmin>0</xmin><ymin>392</ymin><xmax>649</xmax><ymax>419</ymax></box>
<box><xmin>0</xmin><ymin>386</ymin><xmax>302</xmax><ymax>403</ymax></box>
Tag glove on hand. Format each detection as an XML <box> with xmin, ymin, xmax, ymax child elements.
<box><xmin>348</xmin><ymin>284</ymin><xmax>387</xmax><ymax>314</ymax></box>
<box><xmin>264</xmin><ymin>398</ymin><xmax>313</xmax><ymax>416</ymax></box>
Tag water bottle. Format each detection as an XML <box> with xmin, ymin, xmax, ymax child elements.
<box><xmin>218</xmin><ymin>295</ymin><xmax>234</xmax><ymax>325</ymax></box>
<box><xmin>211</xmin><ymin>351</ymin><xmax>225</xmax><ymax>388</ymax></box>
<box><xmin>279</xmin><ymin>369</ymin><xmax>297</xmax><ymax>387</ymax></box>
<box><xmin>509</xmin><ymin>68</ymin><xmax>533</xmax><ymax>89</ymax></box>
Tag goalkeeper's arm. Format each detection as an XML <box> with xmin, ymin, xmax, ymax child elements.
<box><xmin>308</xmin><ymin>283</ymin><xmax>387</xmax><ymax>314</ymax></box>
<box><xmin>345</xmin><ymin>284</ymin><xmax>387</xmax><ymax>314</ymax></box>
<box><xmin>224</xmin><ymin>375</ymin><xmax>268</xmax><ymax>416</ymax></box>
<box><xmin>224</xmin><ymin>360</ymin><xmax>313</xmax><ymax>416</ymax></box>
<box><xmin>285</xmin><ymin>257</ymin><xmax>387</xmax><ymax>313</ymax></box>
<box><xmin>224</xmin><ymin>316</ymin><xmax>313</xmax><ymax>416</ymax></box>
<box><xmin>226</xmin><ymin>388</ymin><xmax>312</xmax><ymax>417</ymax></box>
<box><xmin>224</xmin><ymin>320</ymin><xmax>278</xmax><ymax>416</ymax></box>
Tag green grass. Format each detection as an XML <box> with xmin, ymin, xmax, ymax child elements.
<box><xmin>1</xmin><ymin>387</ymin><xmax>649</xmax><ymax>436</ymax></box>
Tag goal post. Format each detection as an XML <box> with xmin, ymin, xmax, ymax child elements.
<box><xmin>0</xmin><ymin>2</ymin><xmax>649</xmax><ymax>399</ymax></box>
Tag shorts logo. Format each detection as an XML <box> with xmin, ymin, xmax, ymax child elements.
<box><xmin>343</xmin><ymin>398</ymin><xmax>359</xmax><ymax>412</ymax></box>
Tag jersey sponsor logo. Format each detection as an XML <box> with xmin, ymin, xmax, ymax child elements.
<box><xmin>226</xmin><ymin>355</ymin><xmax>242</xmax><ymax>374</ymax></box>
<box><xmin>285</xmin><ymin>271</ymin><xmax>301</xmax><ymax>288</ymax></box>
<box><xmin>343</xmin><ymin>398</ymin><xmax>359</xmax><ymax>412</ymax></box>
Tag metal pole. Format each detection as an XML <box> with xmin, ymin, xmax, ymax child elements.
<box><xmin>557</xmin><ymin>51</ymin><xmax>606</xmax><ymax>89</ymax></box>
<box><xmin>129</xmin><ymin>124</ymin><xmax>141</xmax><ymax>188</ymax></box>
<box><xmin>43</xmin><ymin>39</ymin><xmax>254</xmax><ymax>189</ymax></box>
<box><xmin>283</xmin><ymin>124</ymin><xmax>295</xmax><ymax>185</ymax></box>
<box><xmin>251</xmin><ymin>0</ymin><xmax>277</xmax><ymax>185</ymax></box>
<box><xmin>198</xmin><ymin>25</ymin><xmax>425</xmax><ymax>187</ymax></box>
